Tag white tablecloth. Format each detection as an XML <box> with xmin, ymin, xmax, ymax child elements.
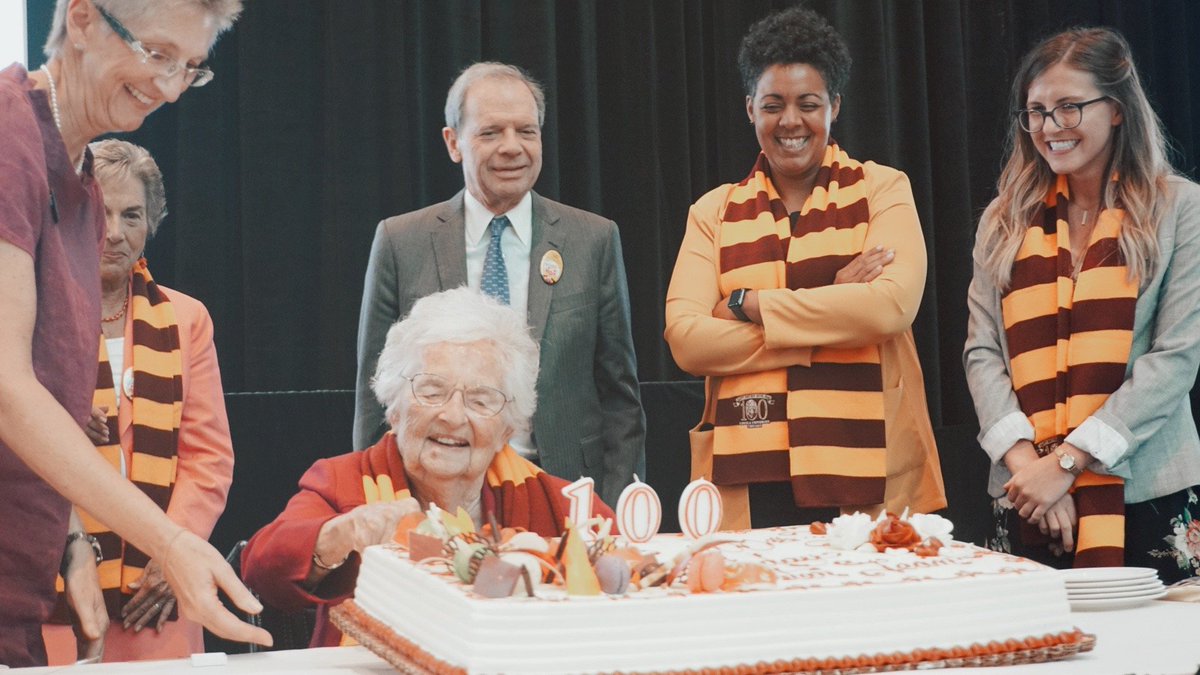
<box><xmin>13</xmin><ymin>601</ymin><xmax>1200</xmax><ymax>674</ymax></box>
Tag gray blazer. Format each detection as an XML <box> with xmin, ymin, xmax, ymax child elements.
<box><xmin>353</xmin><ymin>190</ymin><xmax>646</xmax><ymax>507</ymax></box>
<box><xmin>964</xmin><ymin>175</ymin><xmax>1200</xmax><ymax>502</ymax></box>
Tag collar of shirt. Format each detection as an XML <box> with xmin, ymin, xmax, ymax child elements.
<box><xmin>464</xmin><ymin>190</ymin><xmax>533</xmax><ymax>247</ymax></box>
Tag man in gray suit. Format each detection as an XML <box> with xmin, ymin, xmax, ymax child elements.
<box><xmin>353</xmin><ymin>62</ymin><xmax>645</xmax><ymax>508</ymax></box>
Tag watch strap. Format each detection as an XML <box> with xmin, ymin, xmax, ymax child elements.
<box><xmin>62</xmin><ymin>531</ymin><xmax>103</xmax><ymax>574</ymax></box>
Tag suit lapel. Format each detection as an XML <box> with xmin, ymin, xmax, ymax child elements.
<box><xmin>432</xmin><ymin>192</ymin><xmax>468</xmax><ymax>290</ymax></box>
<box><xmin>527</xmin><ymin>193</ymin><xmax>563</xmax><ymax>342</ymax></box>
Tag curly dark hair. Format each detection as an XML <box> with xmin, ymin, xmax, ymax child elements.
<box><xmin>737</xmin><ymin>5</ymin><xmax>851</xmax><ymax>99</ymax></box>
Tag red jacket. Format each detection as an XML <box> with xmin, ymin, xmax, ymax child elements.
<box><xmin>241</xmin><ymin>433</ymin><xmax>613</xmax><ymax>646</ymax></box>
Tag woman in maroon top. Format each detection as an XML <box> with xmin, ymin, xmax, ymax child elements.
<box><xmin>0</xmin><ymin>0</ymin><xmax>268</xmax><ymax>666</ymax></box>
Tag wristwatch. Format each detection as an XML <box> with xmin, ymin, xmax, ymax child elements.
<box><xmin>61</xmin><ymin>531</ymin><xmax>103</xmax><ymax>574</ymax></box>
<box><xmin>728</xmin><ymin>288</ymin><xmax>750</xmax><ymax>322</ymax></box>
<box><xmin>1054</xmin><ymin>447</ymin><xmax>1083</xmax><ymax>476</ymax></box>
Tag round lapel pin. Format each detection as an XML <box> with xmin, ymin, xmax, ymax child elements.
<box><xmin>122</xmin><ymin>367</ymin><xmax>135</xmax><ymax>400</ymax></box>
<box><xmin>540</xmin><ymin>250</ymin><xmax>563</xmax><ymax>285</ymax></box>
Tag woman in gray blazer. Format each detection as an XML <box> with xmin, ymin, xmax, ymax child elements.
<box><xmin>965</xmin><ymin>27</ymin><xmax>1200</xmax><ymax>583</ymax></box>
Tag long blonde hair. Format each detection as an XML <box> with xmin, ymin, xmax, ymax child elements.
<box><xmin>978</xmin><ymin>27</ymin><xmax>1173</xmax><ymax>289</ymax></box>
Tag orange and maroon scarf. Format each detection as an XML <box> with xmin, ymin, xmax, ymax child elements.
<box><xmin>52</xmin><ymin>259</ymin><xmax>183</xmax><ymax>621</ymax></box>
<box><xmin>712</xmin><ymin>145</ymin><xmax>886</xmax><ymax>508</ymax></box>
<box><xmin>1003</xmin><ymin>174</ymin><xmax>1131</xmax><ymax>567</ymax></box>
<box><xmin>359</xmin><ymin>433</ymin><xmax>569</xmax><ymax>537</ymax></box>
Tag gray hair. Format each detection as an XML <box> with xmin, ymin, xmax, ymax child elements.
<box><xmin>89</xmin><ymin>139</ymin><xmax>168</xmax><ymax>236</ymax></box>
<box><xmin>443</xmin><ymin>62</ymin><xmax>546</xmax><ymax>131</ymax></box>
<box><xmin>44</xmin><ymin>0</ymin><xmax>243</xmax><ymax>58</ymax></box>
<box><xmin>371</xmin><ymin>287</ymin><xmax>540</xmax><ymax>438</ymax></box>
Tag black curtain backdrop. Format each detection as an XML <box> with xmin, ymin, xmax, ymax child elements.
<box><xmin>25</xmin><ymin>0</ymin><xmax>1200</xmax><ymax>432</ymax></box>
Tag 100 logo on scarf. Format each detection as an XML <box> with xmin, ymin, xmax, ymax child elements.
<box><xmin>734</xmin><ymin>394</ymin><xmax>775</xmax><ymax>428</ymax></box>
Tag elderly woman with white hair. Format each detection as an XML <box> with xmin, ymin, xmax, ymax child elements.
<box><xmin>241</xmin><ymin>288</ymin><xmax>615</xmax><ymax>647</ymax></box>
<box><xmin>0</xmin><ymin>0</ymin><xmax>267</xmax><ymax>666</ymax></box>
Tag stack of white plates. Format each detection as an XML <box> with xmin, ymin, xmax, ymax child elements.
<box><xmin>1060</xmin><ymin>567</ymin><xmax>1167</xmax><ymax>611</ymax></box>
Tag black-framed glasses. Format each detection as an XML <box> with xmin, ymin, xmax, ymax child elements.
<box><xmin>1014</xmin><ymin>96</ymin><xmax>1111</xmax><ymax>133</ymax></box>
<box><xmin>401</xmin><ymin>373</ymin><xmax>511</xmax><ymax>418</ymax></box>
<box><xmin>94</xmin><ymin>3</ymin><xmax>214</xmax><ymax>88</ymax></box>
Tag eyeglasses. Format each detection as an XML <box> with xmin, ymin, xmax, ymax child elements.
<box><xmin>401</xmin><ymin>373</ymin><xmax>511</xmax><ymax>418</ymax></box>
<box><xmin>94</xmin><ymin>3</ymin><xmax>214</xmax><ymax>88</ymax></box>
<box><xmin>1014</xmin><ymin>96</ymin><xmax>1111</xmax><ymax>133</ymax></box>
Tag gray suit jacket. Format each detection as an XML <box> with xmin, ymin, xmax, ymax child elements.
<box><xmin>353</xmin><ymin>190</ymin><xmax>646</xmax><ymax>507</ymax></box>
<box><xmin>965</xmin><ymin>175</ymin><xmax>1200</xmax><ymax>503</ymax></box>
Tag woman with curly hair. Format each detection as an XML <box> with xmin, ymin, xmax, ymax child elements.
<box><xmin>665</xmin><ymin>6</ymin><xmax>945</xmax><ymax>529</ymax></box>
<box><xmin>965</xmin><ymin>27</ymin><xmax>1200</xmax><ymax>582</ymax></box>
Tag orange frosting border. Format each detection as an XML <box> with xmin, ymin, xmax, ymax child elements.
<box><xmin>331</xmin><ymin>600</ymin><xmax>1095</xmax><ymax>674</ymax></box>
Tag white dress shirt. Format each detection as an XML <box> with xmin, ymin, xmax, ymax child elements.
<box><xmin>462</xmin><ymin>190</ymin><xmax>537</xmax><ymax>459</ymax></box>
<box><xmin>464</xmin><ymin>191</ymin><xmax>532</xmax><ymax>321</ymax></box>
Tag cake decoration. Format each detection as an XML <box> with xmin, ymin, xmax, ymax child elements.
<box><xmin>677</xmin><ymin>478</ymin><xmax>723</xmax><ymax>539</ymax></box>
<box><xmin>615</xmin><ymin>474</ymin><xmax>663</xmax><ymax>543</ymax></box>
<box><xmin>471</xmin><ymin>555</ymin><xmax>523</xmax><ymax>598</ymax></box>
<box><xmin>560</xmin><ymin>521</ymin><xmax>602</xmax><ymax>596</ymax></box>
<box><xmin>818</xmin><ymin>509</ymin><xmax>955</xmax><ymax>557</ymax></box>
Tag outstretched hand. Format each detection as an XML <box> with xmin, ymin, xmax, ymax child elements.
<box><xmin>322</xmin><ymin>497</ymin><xmax>422</xmax><ymax>558</ymax></box>
<box><xmin>160</xmin><ymin>529</ymin><xmax>273</xmax><ymax>648</ymax></box>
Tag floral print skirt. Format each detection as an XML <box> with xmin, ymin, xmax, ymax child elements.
<box><xmin>990</xmin><ymin>486</ymin><xmax>1200</xmax><ymax>585</ymax></box>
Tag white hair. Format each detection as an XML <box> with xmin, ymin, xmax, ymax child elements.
<box><xmin>44</xmin><ymin>0</ymin><xmax>243</xmax><ymax>58</ymax></box>
<box><xmin>443</xmin><ymin>62</ymin><xmax>546</xmax><ymax>131</ymax></box>
<box><xmin>371</xmin><ymin>287</ymin><xmax>539</xmax><ymax>437</ymax></box>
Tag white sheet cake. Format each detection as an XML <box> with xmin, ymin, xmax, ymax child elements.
<box><xmin>345</xmin><ymin>524</ymin><xmax>1083</xmax><ymax>674</ymax></box>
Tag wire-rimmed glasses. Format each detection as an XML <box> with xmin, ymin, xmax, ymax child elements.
<box><xmin>94</xmin><ymin>3</ymin><xmax>214</xmax><ymax>88</ymax></box>
<box><xmin>401</xmin><ymin>373</ymin><xmax>511</xmax><ymax>418</ymax></box>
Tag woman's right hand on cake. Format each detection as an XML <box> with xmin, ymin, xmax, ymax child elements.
<box><xmin>308</xmin><ymin>498</ymin><xmax>421</xmax><ymax>585</ymax></box>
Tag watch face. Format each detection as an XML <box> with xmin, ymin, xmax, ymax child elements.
<box><xmin>1058</xmin><ymin>453</ymin><xmax>1076</xmax><ymax>472</ymax></box>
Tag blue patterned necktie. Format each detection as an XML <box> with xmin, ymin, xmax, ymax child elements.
<box><xmin>481</xmin><ymin>216</ymin><xmax>510</xmax><ymax>305</ymax></box>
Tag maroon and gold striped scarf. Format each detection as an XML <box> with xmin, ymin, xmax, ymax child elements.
<box><xmin>712</xmin><ymin>145</ymin><xmax>887</xmax><ymax>508</ymax></box>
<box><xmin>52</xmin><ymin>259</ymin><xmax>183</xmax><ymax>621</ymax></box>
<box><xmin>1003</xmin><ymin>174</ymin><xmax>1131</xmax><ymax>567</ymax></box>
<box><xmin>359</xmin><ymin>432</ymin><xmax>571</xmax><ymax>536</ymax></box>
